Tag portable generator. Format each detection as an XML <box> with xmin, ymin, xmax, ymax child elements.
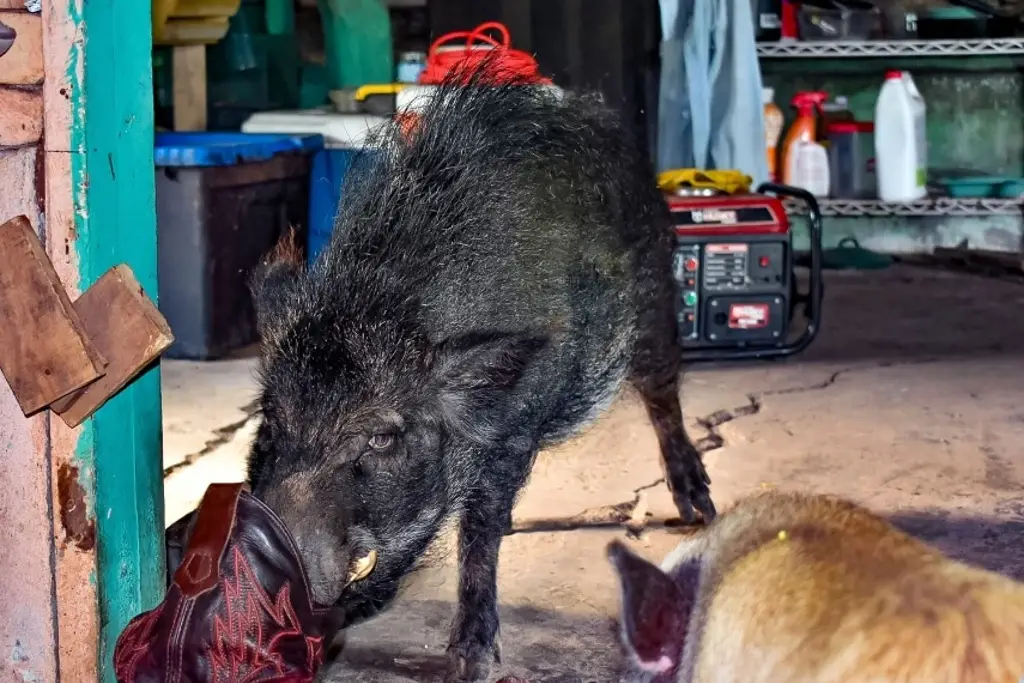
<box><xmin>669</xmin><ymin>183</ymin><xmax>824</xmax><ymax>363</ymax></box>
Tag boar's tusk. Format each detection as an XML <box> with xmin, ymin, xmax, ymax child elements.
<box><xmin>346</xmin><ymin>550</ymin><xmax>378</xmax><ymax>584</ymax></box>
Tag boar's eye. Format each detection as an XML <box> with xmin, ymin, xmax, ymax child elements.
<box><xmin>368</xmin><ymin>433</ymin><xmax>395</xmax><ymax>450</ymax></box>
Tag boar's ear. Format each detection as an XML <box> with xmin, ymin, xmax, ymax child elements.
<box><xmin>431</xmin><ymin>331</ymin><xmax>547</xmax><ymax>441</ymax></box>
<box><xmin>250</xmin><ymin>228</ymin><xmax>304</xmax><ymax>345</ymax></box>
<box><xmin>607</xmin><ymin>540</ymin><xmax>696</xmax><ymax>677</ymax></box>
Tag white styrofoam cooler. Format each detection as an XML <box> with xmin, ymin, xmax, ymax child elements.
<box><xmin>241</xmin><ymin>110</ymin><xmax>388</xmax><ymax>149</ymax></box>
<box><xmin>241</xmin><ymin>81</ymin><xmax>564</xmax><ymax>149</ymax></box>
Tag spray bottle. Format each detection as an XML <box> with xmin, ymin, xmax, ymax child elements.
<box><xmin>781</xmin><ymin>91</ymin><xmax>828</xmax><ymax>188</ymax></box>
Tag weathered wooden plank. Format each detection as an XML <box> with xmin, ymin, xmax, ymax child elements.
<box><xmin>0</xmin><ymin>85</ymin><xmax>43</xmax><ymax>146</ymax></box>
<box><xmin>53</xmin><ymin>265</ymin><xmax>174</xmax><ymax>427</ymax></box>
<box><xmin>0</xmin><ymin>10</ymin><xmax>44</xmax><ymax>85</ymax></box>
<box><xmin>0</xmin><ymin>215</ymin><xmax>106</xmax><ymax>415</ymax></box>
<box><xmin>68</xmin><ymin>0</ymin><xmax>166</xmax><ymax>680</ymax></box>
<box><xmin>40</xmin><ymin>0</ymin><xmax>104</xmax><ymax>667</ymax></box>
<box><xmin>4</xmin><ymin>0</ymin><xmax>100</xmax><ymax>679</ymax></box>
<box><xmin>171</xmin><ymin>43</ymin><xmax>207</xmax><ymax>130</ymax></box>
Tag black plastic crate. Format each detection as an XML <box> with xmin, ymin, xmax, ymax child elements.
<box><xmin>154</xmin><ymin>133</ymin><xmax>323</xmax><ymax>360</ymax></box>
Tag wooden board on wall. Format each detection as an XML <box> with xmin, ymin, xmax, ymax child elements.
<box><xmin>38</xmin><ymin>0</ymin><xmax>102</xmax><ymax>679</ymax></box>
<box><xmin>52</xmin><ymin>265</ymin><xmax>174</xmax><ymax>427</ymax></box>
<box><xmin>0</xmin><ymin>215</ymin><xmax>106</xmax><ymax>415</ymax></box>
<box><xmin>0</xmin><ymin>10</ymin><xmax>44</xmax><ymax>85</ymax></box>
<box><xmin>0</xmin><ymin>86</ymin><xmax>43</xmax><ymax>145</ymax></box>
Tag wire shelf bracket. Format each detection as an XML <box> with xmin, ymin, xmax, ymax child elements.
<box><xmin>785</xmin><ymin>197</ymin><xmax>1023</xmax><ymax>217</ymax></box>
<box><xmin>757</xmin><ymin>38</ymin><xmax>1024</xmax><ymax>59</ymax></box>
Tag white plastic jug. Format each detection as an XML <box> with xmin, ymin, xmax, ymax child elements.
<box><xmin>787</xmin><ymin>139</ymin><xmax>831</xmax><ymax>198</ymax></box>
<box><xmin>875</xmin><ymin>70</ymin><xmax>927</xmax><ymax>202</ymax></box>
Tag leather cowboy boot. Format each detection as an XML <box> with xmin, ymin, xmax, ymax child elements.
<box><xmin>113</xmin><ymin>483</ymin><xmax>343</xmax><ymax>682</ymax></box>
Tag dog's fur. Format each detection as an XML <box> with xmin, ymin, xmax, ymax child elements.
<box><xmin>609</xmin><ymin>490</ymin><xmax>1024</xmax><ymax>683</ymax></box>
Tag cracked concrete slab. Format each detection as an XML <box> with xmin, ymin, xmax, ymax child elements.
<box><xmin>163</xmin><ymin>415</ymin><xmax>257</xmax><ymax>526</ymax></box>
<box><xmin>162</xmin><ymin>354</ymin><xmax>260</xmax><ymax>471</ymax></box>
<box><xmin>159</xmin><ymin>265</ymin><xmax>1024</xmax><ymax>681</ymax></box>
<box><xmin>162</xmin><ymin>353</ymin><xmax>260</xmax><ymax>526</ymax></box>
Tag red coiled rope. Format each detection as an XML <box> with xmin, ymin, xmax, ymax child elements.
<box><xmin>418</xmin><ymin>21</ymin><xmax>551</xmax><ymax>86</ymax></box>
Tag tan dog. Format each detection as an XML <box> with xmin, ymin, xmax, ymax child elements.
<box><xmin>608</xmin><ymin>490</ymin><xmax>1024</xmax><ymax>683</ymax></box>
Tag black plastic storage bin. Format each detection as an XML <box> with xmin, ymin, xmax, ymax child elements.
<box><xmin>154</xmin><ymin>132</ymin><xmax>324</xmax><ymax>360</ymax></box>
<box><xmin>798</xmin><ymin>0</ymin><xmax>882</xmax><ymax>40</ymax></box>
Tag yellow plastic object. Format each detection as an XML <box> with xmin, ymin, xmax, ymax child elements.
<box><xmin>353</xmin><ymin>83</ymin><xmax>406</xmax><ymax>101</ymax></box>
<box><xmin>156</xmin><ymin>17</ymin><xmax>231</xmax><ymax>45</ymax></box>
<box><xmin>152</xmin><ymin>0</ymin><xmax>241</xmax><ymax>46</ymax></box>
<box><xmin>657</xmin><ymin>168</ymin><xmax>753</xmax><ymax>195</ymax></box>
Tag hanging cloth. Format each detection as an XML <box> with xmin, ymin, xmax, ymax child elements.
<box><xmin>657</xmin><ymin>0</ymin><xmax>769</xmax><ymax>187</ymax></box>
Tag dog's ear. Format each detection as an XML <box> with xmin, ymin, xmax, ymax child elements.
<box><xmin>607</xmin><ymin>541</ymin><xmax>699</xmax><ymax>676</ymax></box>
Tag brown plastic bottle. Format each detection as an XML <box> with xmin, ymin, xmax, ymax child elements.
<box><xmin>763</xmin><ymin>87</ymin><xmax>784</xmax><ymax>182</ymax></box>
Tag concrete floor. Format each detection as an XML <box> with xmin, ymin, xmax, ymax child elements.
<box><xmin>162</xmin><ymin>264</ymin><xmax>1024</xmax><ymax>682</ymax></box>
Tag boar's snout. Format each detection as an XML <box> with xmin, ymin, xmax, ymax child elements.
<box><xmin>257</xmin><ymin>474</ymin><xmax>377</xmax><ymax>606</ymax></box>
<box><xmin>290</xmin><ymin>523</ymin><xmax>379</xmax><ymax>606</ymax></box>
<box><xmin>289</xmin><ymin>525</ymin><xmax>351</xmax><ymax>606</ymax></box>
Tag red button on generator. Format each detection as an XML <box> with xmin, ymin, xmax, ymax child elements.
<box><xmin>684</xmin><ymin>257</ymin><xmax>698</xmax><ymax>272</ymax></box>
<box><xmin>759</xmin><ymin>255</ymin><xmax>770</xmax><ymax>268</ymax></box>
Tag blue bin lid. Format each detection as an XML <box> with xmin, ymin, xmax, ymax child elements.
<box><xmin>154</xmin><ymin>132</ymin><xmax>325</xmax><ymax>167</ymax></box>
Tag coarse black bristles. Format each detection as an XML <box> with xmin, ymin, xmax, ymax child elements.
<box><xmin>247</xmin><ymin>56</ymin><xmax>715</xmax><ymax>683</ymax></box>
<box><xmin>300</xmin><ymin>56</ymin><xmax>639</xmax><ymax>321</ymax></box>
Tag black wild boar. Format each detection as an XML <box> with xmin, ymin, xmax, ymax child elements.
<box><xmin>247</xmin><ymin>62</ymin><xmax>716</xmax><ymax>682</ymax></box>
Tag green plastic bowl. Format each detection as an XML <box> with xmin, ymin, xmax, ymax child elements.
<box><xmin>998</xmin><ymin>178</ymin><xmax>1024</xmax><ymax>199</ymax></box>
<box><xmin>939</xmin><ymin>177</ymin><xmax>1011</xmax><ymax>198</ymax></box>
<box><xmin>925</xmin><ymin>6</ymin><xmax>981</xmax><ymax>19</ymax></box>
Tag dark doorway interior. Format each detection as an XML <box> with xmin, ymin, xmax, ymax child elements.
<box><xmin>428</xmin><ymin>0</ymin><xmax>662</xmax><ymax>155</ymax></box>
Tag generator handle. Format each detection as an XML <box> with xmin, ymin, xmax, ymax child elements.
<box><xmin>757</xmin><ymin>182</ymin><xmax>824</xmax><ymax>357</ymax></box>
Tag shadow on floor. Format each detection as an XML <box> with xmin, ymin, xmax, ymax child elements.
<box><xmin>793</xmin><ymin>266</ymin><xmax>1024</xmax><ymax>365</ymax></box>
<box><xmin>326</xmin><ymin>599</ymin><xmax>624</xmax><ymax>682</ymax></box>
<box><xmin>890</xmin><ymin>508</ymin><xmax>1024</xmax><ymax>581</ymax></box>
<box><xmin>508</xmin><ymin>507</ymin><xmax>1024</xmax><ymax>577</ymax></box>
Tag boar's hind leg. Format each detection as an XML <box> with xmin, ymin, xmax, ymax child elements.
<box><xmin>446</xmin><ymin>460</ymin><xmax>529</xmax><ymax>682</ymax></box>
<box><xmin>631</xmin><ymin>334</ymin><xmax>716</xmax><ymax>524</ymax></box>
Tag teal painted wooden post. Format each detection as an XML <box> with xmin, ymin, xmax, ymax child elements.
<box><xmin>74</xmin><ymin>0</ymin><xmax>165</xmax><ymax>679</ymax></box>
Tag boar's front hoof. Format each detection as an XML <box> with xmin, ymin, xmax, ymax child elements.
<box><xmin>444</xmin><ymin>636</ymin><xmax>501</xmax><ymax>683</ymax></box>
<box><xmin>676</xmin><ymin>486</ymin><xmax>716</xmax><ymax>526</ymax></box>
<box><xmin>693</xmin><ymin>489</ymin><xmax>717</xmax><ymax>525</ymax></box>
<box><xmin>668</xmin><ymin>458</ymin><xmax>716</xmax><ymax>526</ymax></box>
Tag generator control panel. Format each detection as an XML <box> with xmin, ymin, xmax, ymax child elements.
<box><xmin>664</xmin><ymin>183</ymin><xmax>824</xmax><ymax>362</ymax></box>
<box><xmin>667</xmin><ymin>193</ymin><xmax>793</xmax><ymax>351</ymax></box>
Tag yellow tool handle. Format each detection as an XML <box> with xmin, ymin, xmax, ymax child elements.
<box><xmin>657</xmin><ymin>168</ymin><xmax>753</xmax><ymax>195</ymax></box>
